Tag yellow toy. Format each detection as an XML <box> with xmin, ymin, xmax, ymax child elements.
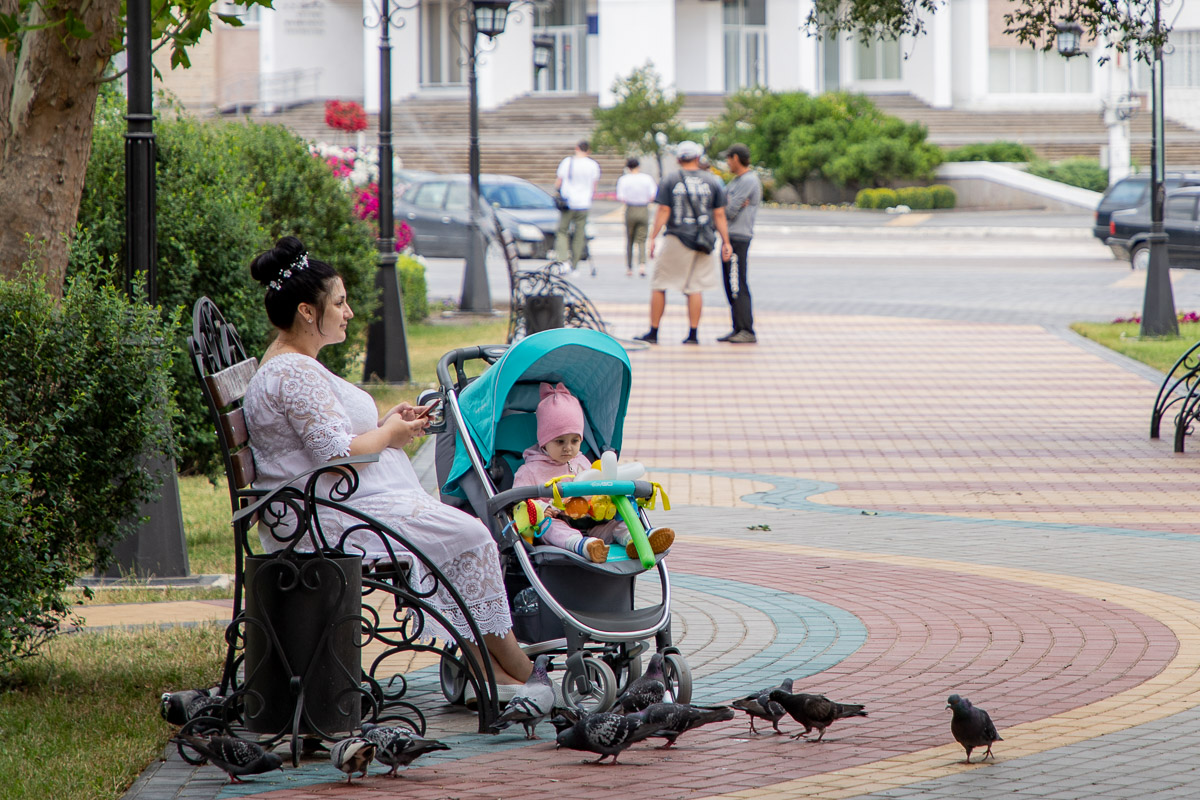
<box><xmin>511</xmin><ymin>498</ymin><xmax>551</xmax><ymax>545</ymax></box>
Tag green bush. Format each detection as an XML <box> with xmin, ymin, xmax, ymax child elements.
<box><xmin>1026</xmin><ymin>157</ymin><xmax>1109</xmax><ymax>193</ymax></box>
<box><xmin>74</xmin><ymin>95</ymin><xmax>377</xmax><ymax>475</ymax></box>
<box><xmin>708</xmin><ymin>90</ymin><xmax>942</xmax><ymax>193</ymax></box>
<box><xmin>855</xmin><ymin>188</ymin><xmax>877</xmax><ymax>208</ymax></box>
<box><xmin>0</xmin><ymin>262</ymin><xmax>175</xmax><ymax>666</ymax></box>
<box><xmin>398</xmin><ymin>254</ymin><xmax>429</xmax><ymax>323</ymax></box>
<box><xmin>896</xmin><ymin>186</ymin><xmax>932</xmax><ymax>210</ymax></box>
<box><xmin>943</xmin><ymin>141</ymin><xmax>1035</xmax><ymax>163</ymax></box>
<box><xmin>929</xmin><ymin>184</ymin><xmax>957</xmax><ymax>209</ymax></box>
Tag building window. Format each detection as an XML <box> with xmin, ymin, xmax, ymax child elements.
<box><xmin>989</xmin><ymin>48</ymin><xmax>1092</xmax><ymax>93</ymax></box>
<box><xmin>856</xmin><ymin>37</ymin><xmax>901</xmax><ymax>81</ymax></box>
<box><xmin>217</xmin><ymin>1</ymin><xmax>260</xmax><ymax>25</ymax></box>
<box><xmin>723</xmin><ymin>0</ymin><xmax>767</xmax><ymax>91</ymax></box>
<box><xmin>1136</xmin><ymin>29</ymin><xmax>1200</xmax><ymax>88</ymax></box>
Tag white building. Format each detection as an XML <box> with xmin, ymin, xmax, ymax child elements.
<box><xmin>163</xmin><ymin>0</ymin><xmax>1200</xmax><ymax>131</ymax></box>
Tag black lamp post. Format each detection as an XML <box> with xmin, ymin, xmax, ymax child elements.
<box><xmin>459</xmin><ymin>0</ymin><xmax>515</xmax><ymax>313</ymax></box>
<box><xmin>1139</xmin><ymin>0</ymin><xmax>1178</xmax><ymax>337</ymax></box>
<box><xmin>110</xmin><ymin>0</ymin><xmax>189</xmax><ymax>579</ymax></box>
<box><xmin>1057</xmin><ymin>14</ymin><xmax>1176</xmax><ymax>337</ymax></box>
<box><xmin>363</xmin><ymin>0</ymin><xmax>413</xmax><ymax>382</ymax></box>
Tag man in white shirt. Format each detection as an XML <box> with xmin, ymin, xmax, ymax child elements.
<box><xmin>554</xmin><ymin>140</ymin><xmax>601</xmax><ymax>272</ymax></box>
<box><xmin>615</xmin><ymin>156</ymin><xmax>658</xmax><ymax>277</ymax></box>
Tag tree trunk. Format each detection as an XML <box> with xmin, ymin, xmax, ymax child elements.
<box><xmin>0</xmin><ymin>0</ymin><xmax>121</xmax><ymax>294</ymax></box>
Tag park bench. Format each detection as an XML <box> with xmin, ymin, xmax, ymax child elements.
<box><xmin>1150</xmin><ymin>337</ymin><xmax>1200</xmax><ymax>452</ymax></box>
<box><xmin>186</xmin><ymin>296</ymin><xmax>499</xmax><ymax>763</ymax></box>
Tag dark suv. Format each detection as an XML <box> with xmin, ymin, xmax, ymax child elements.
<box><xmin>1094</xmin><ymin>173</ymin><xmax>1200</xmax><ymax>241</ymax></box>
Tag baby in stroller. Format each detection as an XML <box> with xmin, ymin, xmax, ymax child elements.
<box><xmin>514</xmin><ymin>382</ymin><xmax>675</xmax><ymax>564</ymax></box>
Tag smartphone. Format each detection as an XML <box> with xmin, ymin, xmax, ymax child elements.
<box><xmin>417</xmin><ymin>398</ymin><xmax>442</xmax><ymax>419</ymax></box>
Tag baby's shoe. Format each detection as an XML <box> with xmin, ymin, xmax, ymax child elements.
<box><xmin>581</xmin><ymin>537</ymin><xmax>609</xmax><ymax>563</ymax></box>
<box><xmin>626</xmin><ymin>527</ymin><xmax>675</xmax><ymax>559</ymax></box>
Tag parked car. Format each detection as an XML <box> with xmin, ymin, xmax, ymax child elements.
<box><xmin>396</xmin><ymin>173</ymin><xmax>577</xmax><ymax>260</ymax></box>
<box><xmin>1106</xmin><ymin>186</ymin><xmax>1200</xmax><ymax>270</ymax></box>
<box><xmin>1093</xmin><ymin>172</ymin><xmax>1200</xmax><ymax>242</ymax></box>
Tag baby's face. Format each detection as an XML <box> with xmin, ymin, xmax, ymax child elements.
<box><xmin>543</xmin><ymin>433</ymin><xmax>582</xmax><ymax>465</ymax></box>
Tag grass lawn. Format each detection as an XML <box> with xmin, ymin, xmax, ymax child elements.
<box><xmin>0</xmin><ymin>624</ymin><xmax>225</xmax><ymax>800</ymax></box>
<box><xmin>1070</xmin><ymin>321</ymin><xmax>1200</xmax><ymax>374</ymax></box>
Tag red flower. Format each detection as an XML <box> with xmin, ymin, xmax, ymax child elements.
<box><xmin>324</xmin><ymin>100</ymin><xmax>368</xmax><ymax>133</ymax></box>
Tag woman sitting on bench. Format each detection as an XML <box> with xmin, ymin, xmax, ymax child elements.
<box><xmin>243</xmin><ymin>235</ymin><xmax>533</xmax><ymax>696</ymax></box>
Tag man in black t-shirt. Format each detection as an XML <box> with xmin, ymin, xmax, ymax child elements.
<box><xmin>634</xmin><ymin>141</ymin><xmax>733</xmax><ymax>345</ymax></box>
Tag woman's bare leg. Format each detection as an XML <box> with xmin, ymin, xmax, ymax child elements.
<box><xmin>463</xmin><ymin>631</ymin><xmax>532</xmax><ymax>684</ymax></box>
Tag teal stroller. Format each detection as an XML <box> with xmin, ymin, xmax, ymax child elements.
<box><xmin>428</xmin><ymin>328</ymin><xmax>692</xmax><ymax>712</ymax></box>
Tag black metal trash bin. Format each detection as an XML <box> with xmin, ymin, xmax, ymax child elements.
<box><xmin>526</xmin><ymin>295</ymin><xmax>565</xmax><ymax>334</ymax></box>
<box><xmin>242</xmin><ymin>552</ymin><xmax>363</xmax><ymax>736</ymax></box>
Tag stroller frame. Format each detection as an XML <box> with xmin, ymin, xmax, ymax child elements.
<box><xmin>429</xmin><ymin>337</ymin><xmax>691</xmax><ymax>711</ymax></box>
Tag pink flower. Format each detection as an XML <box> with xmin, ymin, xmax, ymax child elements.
<box><xmin>324</xmin><ymin>100</ymin><xmax>368</xmax><ymax>133</ymax></box>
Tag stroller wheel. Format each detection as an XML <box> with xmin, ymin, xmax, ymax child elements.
<box><xmin>662</xmin><ymin>653</ymin><xmax>693</xmax><ymax>705</ymax></box>
<box><xmin>439</xmin><ymin>646</ymin><xmax>468</xmax><ymax>705</ymax></box>
<box><xmin>561</xmin><ymin>655</ymin><xmax>618</xmax><ymax>713</ymax></box>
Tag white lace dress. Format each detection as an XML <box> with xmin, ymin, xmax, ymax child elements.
<box><xmin>243</xmin><ymin>352</ymin><xmax>513</xmax><ymax>643</ymax></box>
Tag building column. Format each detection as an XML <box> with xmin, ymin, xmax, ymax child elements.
<box><xmin>597</xmin><ymin>0</ymin><xmax>675</xmax><ymax>106</ymax></box>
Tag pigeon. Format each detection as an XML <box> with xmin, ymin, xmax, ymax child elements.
<box><xmin>170</xmin><ymin>735</ymin><xmax>283</xmax><ymax>783</ymax></box>
<box><xmin>731</xmin><ymin>678</ymin><xmax>794</xmax><ymax>735</ymax></box>
<box><xmin>554</xmin><ymin>710</ymin><xmax>661</xmax><ymax>764</ymax></box>
<box><xmin>768</xmin><ymin>690</ymin><xmax>868</xmax><ymax>742</ymax></box>
<box><xmin>361</xmin><ymin>722</ymin><xmax>450</xmax><ymax>777</ymax></box>
<box><xmin>624</xmin><ymin>703</ymin><xmax>736</xmax><ymax>748</ymax></box>
<box><xmin>160</xmin><ymin>687</ymin><xmax>227</xmax><ymax>728</ymax></box>
<box><xmin>613</xmin><ymin>653</ymin><xmax>666</xmax><ymax>714</ymax></box>
<box><xmin>947</xmin><ymin>694</ymin><xmax>1002</xmax><ymax>764</ymax></box>
<box><xmin>488</xmin><ymin>654</ymin><xmax>557</xmax><ymax>739</ymax></box>
<box><xmin>330</xmin><ymin>736</ymin><xmax>376</xmax><ymax>783</ymax></box>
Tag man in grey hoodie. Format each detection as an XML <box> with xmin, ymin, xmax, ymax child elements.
<box><xmin>717</xmin><ymin>143</ymin><xmax>761</xmax><ymax>344</ymax></box>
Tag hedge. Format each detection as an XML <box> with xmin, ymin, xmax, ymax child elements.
<box><xmin>855</xmin><ymin>185</ymin><xmax>957</xmax><ymax>210</ymax></box>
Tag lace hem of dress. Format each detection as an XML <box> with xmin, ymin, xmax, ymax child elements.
<box><xmin>433</xmin><ymin>597</ymin><xmax>514</xmax><ymax>644</ymax></box>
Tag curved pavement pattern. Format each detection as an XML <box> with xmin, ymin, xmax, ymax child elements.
<box><xmin>123</xmin><ymin>297</ymin><xmax>1200</xmax><ymax>800</ymax></box>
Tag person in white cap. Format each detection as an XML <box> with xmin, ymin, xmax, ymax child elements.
<box><xmin>635</xmin><ymin>140</ymin><xmax>733</xmax><ymax>345</ymax></box>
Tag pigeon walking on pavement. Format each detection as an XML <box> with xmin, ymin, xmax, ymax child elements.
<box><xmin>947</xmin><ymin>694</ymin><xmax>1002</xmax><ymax>764</ymax></box>
<box><xmin>767</xmin><ymin>690</ymin><xmax>868</xmax><ymax>742</ymax></box>
<box><xmin>624</xmin><ymin>703</ymin><xmax>735</xmax><ymax>748</ymax></box>
<box><xmin>731</xmin><ymin>678</ymin><xmax>793</xmax><ymax>735</ymax></box>
<box><xmin>554</xmin><ymin>711</ymin><xmax>660</xmax><ymax>764</ymax></box>
<box><xmin>613</xmin><ymin>653</ymin><xmax>667</xmax><ymax>714</ymax></box>
<box><xmin>330</xmin><ymin>736</ymin><xmax>376</xmax><ymax>783</ymax></box>
<box><xmin>361</xmin><ymin>722</ymin><xmax>450</xmax><ymax>777</ymax></box>
<box><xmin>488</xmin><ymin>654</ymin><xmax>557</xmax><ymax>739</ymax></box>
<box><xmin>161</xmin><ymin>687</ymin><xmax>228</xmax><ymax>728</ymax></box>
<box><xmin>170</xmin><ymin>735</ymin><xmax>283</xmax><ymax>783</ymax></box>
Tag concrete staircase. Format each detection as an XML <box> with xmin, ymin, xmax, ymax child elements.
<box><xmin>867</xmin><ymin>93</ymin><xmax>1200</xmax><ymax>166</ymax></box>
<box><xmin>240</xmin><ymin>91</ymin><xmax>1200</xmax><ymax>188</ymax></box>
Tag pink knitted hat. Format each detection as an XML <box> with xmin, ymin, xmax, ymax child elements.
<box><xmin>536</xmin><ymin>382</ymin><xmax>585</xmax><ymax>446</ymax></box>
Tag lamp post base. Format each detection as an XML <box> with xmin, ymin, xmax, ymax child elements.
<box><xmin>1140</xmin><ymin>232</ymin><xmax>1178</xmax><ymax>338</ymax></box>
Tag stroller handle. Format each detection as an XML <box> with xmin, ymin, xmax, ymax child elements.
<box><xmin>436</xmin><ymin>345</ymin><xmax>509</xmax><ymax>390</ymax></box>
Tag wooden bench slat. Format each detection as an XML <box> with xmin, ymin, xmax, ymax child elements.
<box><xmin>205</xmin><ymin>358</ymin><xmax>258</xmax><ymax>410</ymax></box>
<box><xmin>230</xmin><ymin>446</ymin><xmax>256</xmax><ymax>489</ymax></box>
<box><xmin>220</xmin><ymin>408</ymin><xmax>249</xmax><ymax>450</ymax></box>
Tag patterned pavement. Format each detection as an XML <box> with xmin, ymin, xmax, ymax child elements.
<box><xmin>116</xmin><ymin>257</ymin><xmax>1200</xmax><ymax>799</ymax></box>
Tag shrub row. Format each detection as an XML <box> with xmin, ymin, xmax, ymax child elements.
<box><xmin>855</xmin><ymin>185</ymin><xmax>957</xmax><ymax>210</ymax></box>
<box><xmin>1025</xmin><ymin>157</ymin><xmax>1108</xmax><ymax>193</ymax></box>
<box><xmin>943</xmin><ymin>141</ymin><xmax>1035</xmax><ymax>163</ymax></box>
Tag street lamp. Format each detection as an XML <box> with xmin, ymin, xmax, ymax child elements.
<box><xmin>1139</xmin><ymin>0</ymin><xmax>1178</xmax><ymax>337</ymax></box>
<box><xmin>533</xmin><ymin>34</ymin><xmax>554</xmax><ymax>73</ymax></box>
<box><xmin>363</xmin><ymin>0</ymin><xmax>413</xmax><ymax>382</ymax></box>
<box><xmin>1054</xmin><ymin>21</ymin><xmax>1084</xmax><ymax>57</ymax></box>
<box><xmin>460</xmin><ymin>0</ymin><xmax>515</xmax><ymax>313</ymax></box>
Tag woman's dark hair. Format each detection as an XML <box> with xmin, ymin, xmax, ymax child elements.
<box><xmin>250</xmin><ymin>236</ymin><xmax>341</xmax><ymax>331</ymax></box>
<box><xmin>625</xmin><ymin>157</ymin><xmax>639</xmax><ymax>170</ymax></box>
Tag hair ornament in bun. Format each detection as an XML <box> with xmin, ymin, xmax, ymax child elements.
<box><xmin>267</xmin><ymin>253</ymin><xmax>309</xmax><ymax>291</ymax></box>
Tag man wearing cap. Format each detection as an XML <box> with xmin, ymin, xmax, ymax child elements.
<box><xmin>717</xmin><ymin>143</ymin><xmax>761</xmax><ymax>344</ymax></box>
<box><xmin>635</xmin><ymin>140</ymin><xmax>733</xmax><ymax>345</ymax></box>
<box><xmin>554</xmin><ymin>140</ymin><xmax>601</xmax><ymax>273</ymax></box>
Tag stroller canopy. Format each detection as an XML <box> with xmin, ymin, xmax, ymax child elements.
<box><xmin>443</xmin><ymin>328</ymin><xmax>632</xmax><ymax>499</ymax></box>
